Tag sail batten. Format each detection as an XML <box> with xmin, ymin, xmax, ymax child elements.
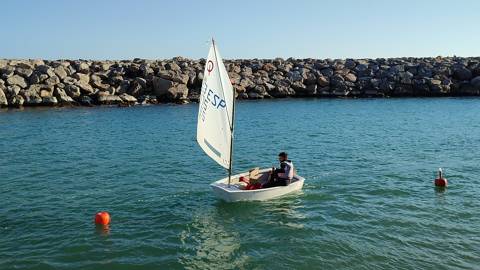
<box><xmin>197</xmin><ymin>41</ymin><xmax>235</xmax><ymax>170</ymax></box>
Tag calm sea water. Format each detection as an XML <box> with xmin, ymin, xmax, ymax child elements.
<box><xmin>1</xmin><ymin>98</ymin><xmax>479</xmax><ymax>270</ymax></box>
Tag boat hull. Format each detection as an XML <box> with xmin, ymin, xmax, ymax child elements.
<box><xmin>210</xmin><ymin>168</ymin><xmax>305</xmax><ymax>202</ymax></box>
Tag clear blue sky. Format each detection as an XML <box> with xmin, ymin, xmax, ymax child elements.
<box><xmin>2</xmin><ymin>0</ymin><xmax>479</xmax><ymax>60</ymax></box>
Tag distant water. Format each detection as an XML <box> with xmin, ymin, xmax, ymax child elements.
<box><xmin>1</xmin><ymin>98</ymin><xmax>480</xmax><ymax>270</ymax></box>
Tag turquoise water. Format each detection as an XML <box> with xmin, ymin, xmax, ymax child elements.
<box><xmin>1</xmin><ymin>98</ymin><xmax>479</xmax><ymax>270</ymax></box>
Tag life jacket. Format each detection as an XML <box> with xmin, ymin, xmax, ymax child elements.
<box><xmin>278</xmin><ymin>160</ymin><xmax>294</xmax><ymax>180</ymax></box>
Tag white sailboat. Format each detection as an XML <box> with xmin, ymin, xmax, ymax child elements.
<box><xmin>196</xmin><ymin>39</ymin><xmax>305</xmax><ymax>202</ymax></box>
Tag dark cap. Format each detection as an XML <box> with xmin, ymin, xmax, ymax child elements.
<box><xmin>278</xmin><ymin>152</ymin><xmax>288</xmax><ymax>158</ymax></box>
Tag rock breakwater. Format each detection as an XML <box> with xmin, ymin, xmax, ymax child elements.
<box><xmin>1</xmin><ymin>57</ymin><xmax>480</xmax><ymax>107</ymax></box>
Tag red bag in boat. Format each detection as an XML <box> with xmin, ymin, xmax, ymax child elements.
<box><xmin>240</xmin><ymin>176</ymin><xmax>261</xmax><ymax>190</ymax></box>
<box><xmin>246</xmin><ymin>183</ymin><xmax>262</xmax><ymax>190</ymax></box>
<box><xmin>239</xmin><ymin>176</ymin><xmax>248</xmax><ymax>183</ymax></box>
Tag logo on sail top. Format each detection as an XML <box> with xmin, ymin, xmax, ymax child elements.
<box><xmin>207</xmin><ymin>60</ymin><xmax>214</xmax><ymax>75</ymax></box>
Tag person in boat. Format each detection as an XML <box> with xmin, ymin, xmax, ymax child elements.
<box><xmin>262</xmin><ymin>152</ymin><xmax>294</xmax><ymax>188</ymax></box>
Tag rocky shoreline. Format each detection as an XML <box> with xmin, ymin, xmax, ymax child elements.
<box><xmin>1</xmin><ymin>57</ymin><xmax>480</xmax><ymax>107</ymax></box>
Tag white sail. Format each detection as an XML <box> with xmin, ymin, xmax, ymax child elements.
<box><xmin>197</xmin><ymin>41</ymin><xmax>235</xmax><ymax>169</ymax></box>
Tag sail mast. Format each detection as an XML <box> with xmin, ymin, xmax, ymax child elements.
<box><xmin>227</xmin><ymin>76</ymin><xmax>235</xmax><ymax>187</ymax></box>
<box><xmin>212</xmin><ymin>38</ymin><xmax>235</xmax><ymax>187</ymax></box>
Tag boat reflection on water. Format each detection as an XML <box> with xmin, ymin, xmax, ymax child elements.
<box><xmin>178</xmin><ymin>207</ymin><xmax>248</xmax><ymax>269</ymax></box>
<box><xmin>178</xmin><ymin>194</ymin><xmax>306</xmax><ymax>269</ymax></box>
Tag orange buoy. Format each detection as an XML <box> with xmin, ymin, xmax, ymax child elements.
<box><xmin>434</xmin><ymin>168</ymin><xmax>448</xmax><ymax>187</ymax></box>
<box><xmin>94</xmin><ymin>211</ymin><xmax>110</xmax><ymax>225</ymax></box>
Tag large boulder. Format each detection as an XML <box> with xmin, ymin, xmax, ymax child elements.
<box><xmin>21</xmin><ymin>90</ymin><xmax>43</xmax><ymax>105</ymax></box>
<box><xmin>270</xmin><ymin>80</ymin><xmax>295</xmax><ymax>97</ymax></box>
<box><xmin>116</xmin><ymin>80</ymin><xmax>130</xmax><ymax>94</ymax></box>
<box><xmin>137</xmin><ymin>95</ymin><xmax>158</xmax><ymax>105</ymax></box>
<box><xmin>153</xmin><ymin>76</ymin><xmax>173</xmax><ymax>93</ymax></box>
<box><xmin>35</xmin><ymin>64</ymin><xmax>50</xmax><ymax>74</ymax></box>
<box><xmin>139</xmin><ymin>64</ymin><xmax>154</xmax><ymax>77</ymax></box>
<box><xmin>119</xmin><ymin>93</ymin><xmax>137</xmax><ymax>103</ymax></box>
<box><xmin>10</xmin><ymin>95</ymin><xmax>24</xmax><ymax>107</ymax></box>
<box><xmin>317</xmin><ymin>86</ymin><xmax>331</xmax><ymax>96</ymax></box>
<box><xmin>232</xmin><ymin>85</ymin><xmax>246</xmax><ymax>98</ymax></box>
<box><xmin>45</xmin><ymin>75</ymin><xmax>60</xmax><ymax>86</ymax></box>
<box><xmin>399</xmin><ymin>71</ymin><xmax>414</xmax><ymax>85</ymax></box>
<box><xmin>135</xmin><ymin>77</ymin><xmax>147</xmax><ymax>88</ymax></box>
<box><xmin>264</xmin><ymin>82</ymin><xmax>275</xmax><ymax>92</ymax></box>
<box><xmin>128</xmin><ymin>78</ymin><xmax>146</xmax><ymax>96</ymax></box>
<box><xmin>237</xmin><ymin>92</ymin><xmax>248</xmax><ymax>99</ymax></box>
<box><xmin>169</xmin><ymin>84</ymin><xmax>188</xmax><ymax>100</ymax></box>
<box><xmin>453</xmin><ymin>66</ymin><xmax>472</xmax><ymax>81</ymax></box>
<box><xmin>262</xmin><ymin>63</ymin><xmax>277</xmax><ymax>72</ymax></box>
<box><xmin>15</xmin><ymin>67</ymin><xmax>33</xmax><ymax>78</ymax></box>
<box><xmin>40</xmin><ymin>88</ymin><xmax>53</xmax><ymax>98</ymax></box>
<box><xmin>317</xmin><ymin>75</ymin><xmax>329</xmax><ymax>87</ymax></box>
<box><xmin>355</xmin><ymin>77</ymin><xmax>372</xmax><ymax>90</ymax></box>
<box><xmin>345</xmin><ymin>59</ymin><xmax>357</xmax><ymax>69</ymax></box>
<box><xmin>75</xmin><ymin>81</ymin><xmax>95</xmax><ymax>95</ymax></box>
<box><xmin>344</xmin><ymin>73</ymin><xmax>357</xmax><ymax>83</ymax></box>
<box><xmin>152</xmin><ymin>77</ymin><xmax>188</xmax><ymax>100</ymax></box>
<box><xmin>0</xmin><ymin>88</ymin><xmax>7</xmax><ymax>106</ymax></box>
<box><xmin>90</xmin><ymin>74</ymin><xmax>103</xmax><ymax>83</ymax></box>
<box><xmin>54</xmin><ymin>88</ymin><xmax>75</xmax><ymax>104</ymax></box>
<box><xmin>62</xmin><ymin>76</ymin><xmax>77</xmax><ymax>85</ymax></box>
<box><xmin>77</xmin><ymin>62</ymin><xmax>90</xmax><ymax>74</ymax></box>
<box><xmin>36</xmin><ymin>65</ymin><xmax>56</xmax><ymax>77</ymax></box>
<box><xmin>31</xmin><ymin>59</ymin><xmax>45</xmax><ymax>67</ymax></box>
<box><xmin>294</xmin><ymin>82</ymin><xmax>317</xmax><ymax>96</ymax></box>
<box><xmin>54</xmin><ymin>66</ymin><xmax>68</xmax><ymax>80</ymax></box>
<box><xmin>158</xmin><ymin>70</ymin><xmax>189</xmax><ymax>84</ymax></box>
<box><xmin>239</xmin><ymin>77</ymin><xmax>255</xmax><ymax>89</ymax></box>
<box><xmin>457</xmin><ymin>81</ymin><xmax>480</xmax><ymax>95</ymax></box>
<box><xmin>16</xmin><ymin>61</ymin><xmax>34</xmax><ymax>70</ymax></box>
<box><xmin>79</xmin><ymin>95</ymin><xmax>93</xmax><ymax>106</ymax></box>
<box><xmin>1</xmin><ymin>66</ymin><xmax>15</xmax><ymax>79</ymax></box>
<box><xmin>5</xmin><ymin>85</ymin><xmax>21</xmax><ymax>99</ymax></box>
<box><xmin>471</xmin><ymin>76</ymin><xmax>480</xmax><ymax>88</ymax></box>
<box><xmin>427</xmin><ymin>78</ymin><xmax>449</xmax><ymax>94</ymax></box>
<box><xmin>99</xmin><ymin>62</ymin><xmax>113</xmax><ymax>72</ymax></box>
<box><xmin>27</xmin><ymin>84</ymin><xmax>54</xmax><ymax>97</ymax></box>
<box><xmin>354</xmin><ymin>64</ymin><xmax>370</xmax><ymax>77</ymax></box>
<box><xmin>29</xmin><ymin>72</ymin><xmax>47</xmax><ymax>84</ymax></box>
<box><xmin>7</xmin><ymin>75</ymin><xmax>27</xmax><ymax>88</ymax></box>
<box><xmin>65</xmin><ymin>84</ymin><xmax>81</xmax><ymax>98</ymax></box>
<box><xmin>248</xmin><ymin>85</ymin><xmax>268</xmax><ymax>98</ymax></box>
<box><xmin>165</xmin><ymin>62</ymin><xmax>181</xmax><ymax>71</ymax></box>
<box><xmin>97</xmin><ymin>95</ymin><xmax>123</xmax><ymax>105</ymax></box>
<box><xmin>96</xmin><ymin>90</ymin><xmax>110</xmax><ymax>98</ymax></box>
<box><xmin>228</xmin><ymin>72</ymin><xmax>241</xmax><ymax>85</ymax></box>
<box><xmin>91</xmin><ymin>78</ymin><xmax>110</xmax><ymax>91</ymax></box>
<box><xmin>287</xmin><ymin>70</ymin><xmax>304</xmax><ymax>82</ymax></box>
<box><xmin>42</xmin><ymin>96</ymin><xmax>58</xmax><ymax>105</ymax></box>
<box><xmin>330</xmin><ymin>74</ymin><xmax>345</xmax><ymax>87</ymax></box>
<box><xmin>73</xmin><ymin>73</ymin><xmax>90</xmax><ymax>83</ymax></box>
<box><xmin>304</xmin><ymin>73</ymin><xmax>317</xmax><ymax>85</ymax></box>
<box><xmin>105</xmin><ymin>86</ymin><xmax>116</xmax><ymax>95</ymax></box>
